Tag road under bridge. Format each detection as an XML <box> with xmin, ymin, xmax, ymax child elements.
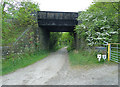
<box><xmin>37</xmin><ymin>11</ymin><xmax>81</xmax><ymax>50</ymax></box>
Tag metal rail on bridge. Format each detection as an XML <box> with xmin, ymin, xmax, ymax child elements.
<box><xmin>37</xmin><ymin>11</ymin><xmax>78</xmax><ymax>26</ymax></box>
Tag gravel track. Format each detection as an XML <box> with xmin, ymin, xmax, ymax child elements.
<box><xmin>1</xmin><ymin>48</ymin><xmax>118</xmax><ymax>85</ymax></box>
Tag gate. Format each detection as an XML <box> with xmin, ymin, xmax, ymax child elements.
<box><xmin>108</xmin><ymin>43</ymin><xmax>120</xmax><ymax>63</ymax></box>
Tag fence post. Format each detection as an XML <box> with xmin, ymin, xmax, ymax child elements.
<box><xmin>108</xmin><ymin>43</ymin><xmax>111</xmax><ymax>61</ymax></box>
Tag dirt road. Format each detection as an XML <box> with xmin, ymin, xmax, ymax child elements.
<box><xmin>1</xmin><ymin>48</ymin><xmax>118</xmax><ymax>85</ymax></box>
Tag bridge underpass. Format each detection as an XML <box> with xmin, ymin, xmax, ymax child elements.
<box><xmin>37</xmin><ymin>11</ymin><xmax>80</xmax><ymax>50</ymax></box>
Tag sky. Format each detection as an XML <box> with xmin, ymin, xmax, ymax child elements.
<box><xmin>32</xmin><ymin>0</ymin><xmax>94</xmax><ymax>12</ymax></box>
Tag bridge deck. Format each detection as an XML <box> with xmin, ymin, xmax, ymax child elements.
<box><xmin>37</xmin><ymin>11</ymin><xmax>78</xmax><ymax>26</ymax></box>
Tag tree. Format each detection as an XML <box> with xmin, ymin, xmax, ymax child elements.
<box><xmin>49</xmin><ymin>32</ymin><xmax>62</xmax><ymax>50</ymax></box>
<box><xmin>75</xmin><ymin>2</ymin><xmax>119</xmax><ymax>47</ymax></box>
<box><xmin>2</xmin><ymin>1</ymin><xmax>40</xmax><ymax>46</ymax></box>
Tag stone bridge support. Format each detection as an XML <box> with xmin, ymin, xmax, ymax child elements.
<box><xmin>34</xmin><ymin>26</ymin><xmax>50</xmax><ymax>50</ymax></box>
<box><xmin>74</xmin><ymin>19</ymin><xmax>88</xmax><ymax>50</ymax></box>
<box><xmin>73</xmin><ymin>32</ymin><xmax>80</xmax><ymax>50</ymax></box>
<box><xmin>75</xmin><ymin>33</ymin><xmax>80</xmax><ymax>50</ymax></box>
<box><xmin>74</xmin><ymin>33</ymin><xmax>87</xmax><ymax>50</ymax></box>
<box><xmin>39</xmin><ymin>27</ymin><xmax>50</xmax><ymax>50</ymax></box>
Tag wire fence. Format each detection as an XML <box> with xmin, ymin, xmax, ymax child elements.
<box><xmin>2</xmin><ymin>25</ymin><xmax>41</xmax><ymax>59</ymax></box>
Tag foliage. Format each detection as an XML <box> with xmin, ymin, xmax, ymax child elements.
<box><xmin>56</xmin><ymin>32</ymin><xmax>74</xmax><ymax>52</ymax></box>
<box><xmin>49</xmin><ymin>32</ymin><xmax>62</xmax><ymax>51</ymax></box>
<box><xmin>75</xmin><ymin>2</ymin><xmax>119</xmax><ymax>47</ymax></box>
<box><xmin>61</xmin><ymin>32</ymin><xmax>74</xmax><ymax>51</ymax></box>
<box><xmin>2</xmin><ymin>50</ymin><xmax>49</xmax><ymax>75</ymax></box>
<box><xmin>49</xmin><ymin>32</ymin><xmax>75</xmax><ymax>51</ymax></box>
<box><xmin>2</xmin><ymin>1</ymin><xmax>40</xmax><ymax>46</ymax></box>
<box><xmin>15</xmin><ymin>2</ymin><xmax>40</xmax><ymax>26</ymax></box>
<box><xmin>59</xmin><ymin>32</ymin><xmax>74</xmax><ymax>46</ymax></box>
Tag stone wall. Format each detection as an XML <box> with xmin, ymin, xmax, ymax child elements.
<box><xmin>2</xmin><ymin>24</ymin><xmax>43</xmax><ymax>59</ymax></box>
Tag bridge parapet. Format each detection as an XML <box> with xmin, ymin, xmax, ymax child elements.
<box><xmin>37</xmin><ymin>11</ymin><xmax>78</xmax><ymax>26</ymax></box>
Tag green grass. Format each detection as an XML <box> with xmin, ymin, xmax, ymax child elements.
<box><xmin>68</xmin><ymin>50</ymin><xmax>110</xmax><ymax>66</ymax></box>
<box><xmin>1</xmin><ymin>50</ymin><xmax>49</xmax><ymax>76</ymax></box>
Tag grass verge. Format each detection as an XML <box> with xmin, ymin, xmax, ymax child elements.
<box><xmin>2</xmin><ymin>50</ymin><xmax>49</xmax><ymax>76</ymax></box>
<box><xmin>68</xmin><ymin>50</ymin><xmax>113</xmax><ymax>67</ymax></box>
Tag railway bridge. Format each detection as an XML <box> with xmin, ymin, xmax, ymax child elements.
<box><xmin>37</xmin><ymin>11</ymin><xmax>80</xmax><ymax>49</ymax></box>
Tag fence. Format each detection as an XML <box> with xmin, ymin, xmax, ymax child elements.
<box><xmin>108</xmin><ymin>43</ymin><xmax>120</xmax><ymax>63</ymax></box>
<box><xmin>2</xmin><ymin>25</ymin><xmax>41</xmax><ymax>59</ymax></box>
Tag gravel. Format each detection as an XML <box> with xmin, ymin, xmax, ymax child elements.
<box><xmin>1</xmin><ymin>47</ymin><xmax>118</xmax><ymax>85</ymax></box>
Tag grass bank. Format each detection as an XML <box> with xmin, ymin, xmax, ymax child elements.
<box><xmin>68</xmin><ymin>50</ymin><xmax>111</xmax><ymax>67</ymax></box>
<box><xmin>2</xmin><ymin>50</ymin><xmax>49</xmax><ymax>75</ymax></box>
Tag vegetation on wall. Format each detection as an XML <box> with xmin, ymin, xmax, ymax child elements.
<box><xmin>1</xmin><ymin>1</ymin><xmax>47</xmax><ymax>75</ymax></box>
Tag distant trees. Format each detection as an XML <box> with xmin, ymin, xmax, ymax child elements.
<box><xmin>49</xmin><ymin>32</ymin><xmax>74</xmax><ymax>51</ymax></box>
<box><xmin>59</xmin><ymin>32</ymin><xmax>74</xmax><ymax>46</ymax></box>
<box><xmin>49</xmin><ymin>32</ymin><xmax>62</xmax><ymax>50</ymax></box>
<box><xmin>75</xmin><ymin>2</ymin><xmax>119</xmax><ymax>46</ymax></box>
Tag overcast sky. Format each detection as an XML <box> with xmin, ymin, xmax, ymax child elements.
<box><xmin>32</xmin><ymin>0</ymin><xmax>94</xmax><ymax>12</ymax></box>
